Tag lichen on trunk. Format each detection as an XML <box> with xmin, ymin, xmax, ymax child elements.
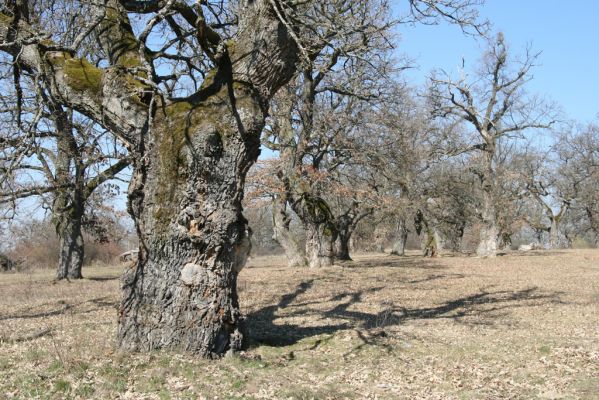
<box><xmin>118</xmin><ymin>79</ymin><xmax>263</xmax><ymax>356</ymax></box>
<box><xmin>117</xmin><ymin>0</ymin><xmax>300</xmax><ymax>351</ymax></box>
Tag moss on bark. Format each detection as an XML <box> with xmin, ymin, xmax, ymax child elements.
<box><xmin>0</xmin><ymin>13</ymin><xmax>13</xmax><ymax>24</ymax></box>
<box><xmin>64</xmin><ymin>58</ymin><xmax>103</xmax><ymax>94</ymax></box>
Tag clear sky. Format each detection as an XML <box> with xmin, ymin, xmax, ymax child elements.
<box><xmin>13</xmin><ymin>1</ymin><xmax>599</xmax><ymax>222</ymax></box>
<box><xmin>395</xmin><ymin>0</ymin><xmax>599</xmax><ymax>124</ymax></box>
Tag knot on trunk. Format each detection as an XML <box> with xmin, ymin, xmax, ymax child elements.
<box><xmin>180</xmin><ymin>262</ymin><xmax>213</xmax><ymax>286</ymax></box>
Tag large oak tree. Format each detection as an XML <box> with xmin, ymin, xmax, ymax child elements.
<box><xmin>1</xmin><ymin>0</ymin><xmax>487</xmax><ymax>356</ymax></box>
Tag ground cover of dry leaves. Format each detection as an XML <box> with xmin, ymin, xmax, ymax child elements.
<box><xmin>0</xmin><ymin>249</ymin><xmax>597</xmax><ymax>399</ymax></box>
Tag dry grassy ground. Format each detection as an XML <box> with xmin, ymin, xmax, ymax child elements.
<box><xmin>0</xmin><ymin>250</ymin><xmax>598</xmax><ymax>399</ymax></box>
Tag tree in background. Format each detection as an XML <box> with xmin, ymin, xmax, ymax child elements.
<box><xmin>264</xmin><ymin>1</ymin><xmax>395</xmax><ymax>268</ymax></box>
<box><xmin>428</xmin><ymin>33</ymin><xmax>557</xmax><ymax>257</ymax></box>
<box><xmin>0</xmin><ymin>96</ymin><xmax>129</xmax><ymax>279</ymax></box>
<box><xmin>555</xmin><ymin>123</ymin><xmax>599</xmax><ymax>246</ymax></box>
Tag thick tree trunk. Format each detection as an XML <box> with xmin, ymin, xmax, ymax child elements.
<box><xmin>390</xmin><ymin>218</ymin><xmax>408</xmax><ymax>256</ymax></box>
<box><xmin>422</xmin><ymin>229</ymin><xmax>438</xmax><ymax>257</ymax></box>
<box><xmin>476</xmin><ymin>151</ymin><xmax>498</xmax><ymax>257</ymax></box>
<box><xmin>499</xmin><ymin>231</ymin><xmax>512</xmax><ymax>251</ymax></box>
<box><xmin>1</xmin><ymin>0</ymin><xmax>298</xmax><ymax>358</ymax></box>
<box><xmin>0</xmin><ymin>253</ymin><xmax>14</xmax><ymax>272</ymax></box>
<box><xmin>305</xmin><ymin>221</ymin><xmax>336</xmax><ymax>268</ymax></box>
<box><xmin>349</xmin><ymin>237</ymin><xmax>356</xmax><ymax>253</ymax></box>
<box><xmin>433</xmin><ymin>227</ymin><xmax>444</xmax><ymax>252</ymax></box>
<box><xmin>336</xmin><ymin>233</ymin><xmax>351</xmax><ymax>261</ymax></box>
<box><xmin>285</xmin><ymin>192</ymin><xmax>336</xmax><ymax>268</ymax></box>
<box><xmin>118</xmin><ymin>83</ymin><xmax>262</xmax><ymax>356</ymax></box>
<box><xmin>115</xmin><ymin>0</ymin><xmax>298</xmax><ymax>357</ymax></box>
<box><xmin>272</xmin><ymin>196</ymin><xmax>307</xmax><ymax>268</ymax></box>
<box><xmin>585</xmin><ymin>207</ymin><xmax>599</xmax><ymax>248</ymax></box>
<box><xmin>373</xmin><ymin>224</ymin><xmax>386</xmax><ymax>253</ymax></box>
<box><xmin>53</xmin><ymin>124</ymin><xmax>86</xmax><ymax>281</ymax></box>
<box><xmin>56</xmin><ymin>214</ymin><xmax>84</xmax><ymax>280</ymax></box>
<box><xmin>476</xmin><ymin>198</ymin><xmax>498</xmax><ymax>257</ymax></box>
<box><xmin>335</xmin><ymin>214</ymin><xmax>354</xmax><ymax>261</ymax></box>
<box><xmin>446</xmin><ymin>223</ymin><xmax>465</xmax><ymax>253</ymax></box>
<box><xmin>548</xmin><ymin>217</ymin><xmax>560</xmax><ymax>249</ymax></box>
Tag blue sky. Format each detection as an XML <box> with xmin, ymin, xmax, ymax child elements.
<box><xmin>395</xmin><ymin>0</ymin><xmax>599</xmax><ymax>124</ymax></box>
<box><xmin>14</xmin><ymin>1</ymin><xmax>599</xmax><ymax>221</ymax></box>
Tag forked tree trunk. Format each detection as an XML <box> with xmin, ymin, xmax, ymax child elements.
<box><xmin>272</xmin><ymin>196</ymin><xmax>307</xmax><ymax>268</ymax></box>
<box><xmin>305</xmin><ymin>221</ymin><xmax>336</xmax><ymax>268</ymax></box>
<box><xmin>0</xmin><ymin>0</ymin><xmax>297</xmax><ymax>357</ymax></box>
<box><xmin>117</xmin><ymin>1</ymin><xmax>298</xmax><ymax>357</ymax></box>
<box><xmin>390</xmin><ymin>218</ymin><xmax>408</xmax><ymax>256</ymax></box>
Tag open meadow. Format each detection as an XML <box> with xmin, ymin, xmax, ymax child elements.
<box><xmin>0</xmin><ymin>250</ymin><xmax>598</xmax><ymax>399</ymax></box>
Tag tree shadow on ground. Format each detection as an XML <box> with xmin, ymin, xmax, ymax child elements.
<box><xmin>247</xmin><ymin>276</ymin><xmax>566</xmax><ymax>348</ymax></box>
<box><xmin>347</xmin><ymin>256</ymin><xmax>447</xmax><ymax>270</ymax></box>
<box><xmin>86</xmin><ymin>276</ymin><xmax>120</xmax><ymax>282</ymax></box>
<box><xmin>0</xmin><ymin>296</ymin><xmax>116</xmax><ymax>321</ymax></box>
<box><xmin>504</xmin><ymin>250</ymin><xmax>568</xmax><ymax>257</ymax></box>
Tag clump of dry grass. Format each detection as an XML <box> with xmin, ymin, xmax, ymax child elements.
<box><xmin>0</xmin><ymin>250</ymin><xmax>598</xmax><ymax>399</ymax></box>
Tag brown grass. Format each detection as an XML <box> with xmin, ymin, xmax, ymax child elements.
<box><xmin>0</xmin><ymin>250</ymin><xmax>598</xmax><ymax>399</ymax></box>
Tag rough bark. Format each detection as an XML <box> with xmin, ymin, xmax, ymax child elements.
<box><xmin>417</xmin><ymin>212</ymin><xmax>439</xmax><ymax>258</ymax></box>
<box><xmin>334</xmin><ymin>206</ymin><xmax>371</xmax><ymax>261</ymax></box>
<box><xmin>476</xmin><ymin>192</ymin><xmax>498</xmax><ymax>257</ymax></box>
<box><xmin>52</xmin><ymin>113</ymin><xmax>86</xmax><ymax>280</ymax></box>
<box><xmin>283</xmin><ymin>185</ymin><xmax>337</xmax><ymax>268</ymax></box>
<box><xmin>55</xmin><ymin>212</ymin><xmax>84</xmax><ymax>279</ymax></box>
<box><xmin>305</xmin><ymin>220</ymin><xmax>336</xmax><ymax>268</ymax></box>
<box><xmin>272</xmin><ymin>195</ymin><xmax>307</xmax><ymax>268</ymax></box>
<box><xmin>549</xmin><ymin>217</ymin><xmax>560</xmax><ymax>249</ymax></box>
<box><xmin>476</xmin><ymin>151</ymin><xmax>498</xmax><ymax>257</ymax></box>
<box><xmin>390</xmin><ymin>217</ymin><xmax>408</xmax><ymax>256</ymax></box>
<box><xmin>48</xmin><ymin>104</ymin><xmax>129</xmax><ymax>280</ymax></box>
<box><xmin>586</xmin><ymin>207</ymin><xmax>599</xmax><ymax>248</ymax></box>
<box><xmin>336</xmin><ymin>215</ymin><xmax>353</xmax><ymax>261</ymax></box>
<box><xmin>422</xmin><ymin>229</ymin><xmax>438</xmax><ymax>257</ymax></box>
<box><xmin>116</xmin><ymin>1</ymin><xmax>299</xmax><ymax>356</ymax></box>
<box><xmin>373</xmin><ymin>224</ymin><xmax>387</xmax><ymax>253</ymax></box>
<box><xmin>498</xmin><ymin>231</ymin><xmax>512</xmax><ymax>251</ymax></box>
<box><xmin>119</xmin><ymin>86</ymin><xmax>270</xmax><ymax>356</ymax></box>
<box><xmin>433</xmin><ymin>228</ymin><xmax>444</xmax><ymax>252</ymax></box>
<box><xmin>1</xmin><ymin>0</ymin><xmax>298</xmax><ymax>357</ymax></box>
